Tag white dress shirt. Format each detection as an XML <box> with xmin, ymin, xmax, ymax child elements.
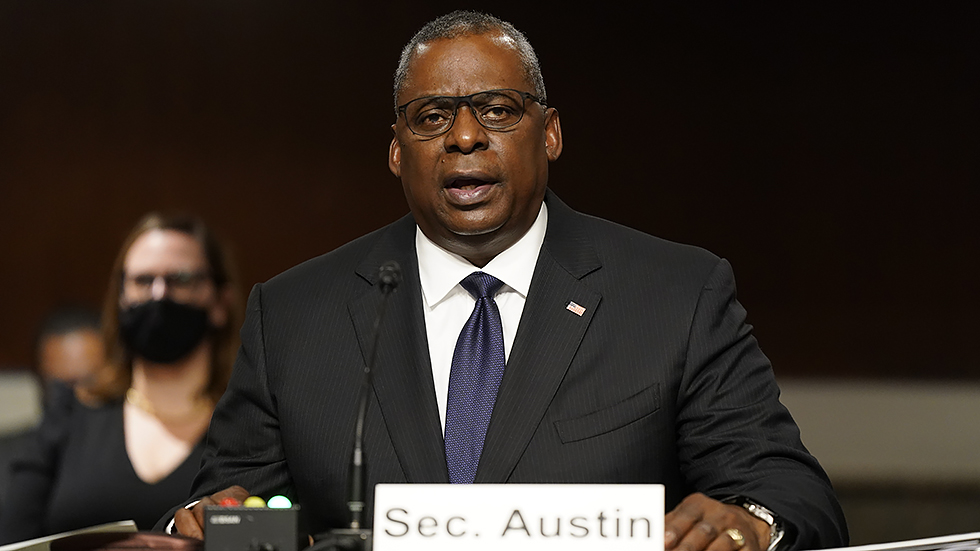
<box><xmin>416</xmin><ymin>202</ymin><xmax>548</xmax><ymax>431</ymax></box>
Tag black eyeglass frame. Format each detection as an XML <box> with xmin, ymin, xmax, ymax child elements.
<box><xmin>121</xmin><ymin>270</ymin><xmax>212</xmax><ymax>295</ymax></box>
<box><xmin>397</xmin><ymin>88</ymin><xmax>546</xmax><ymax>137</ymax></box>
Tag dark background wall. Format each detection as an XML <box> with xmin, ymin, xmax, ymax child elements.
<box><xmin>1</xmin><ymin>2</ymin><xmax>977</xmax><ymax>379</ymax></box>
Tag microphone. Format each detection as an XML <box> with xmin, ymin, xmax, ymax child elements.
<box><xmin>377</xmin><ymin>261</ymin><xmax>402</xmax><ymax>294</ymax></box>
<box><xmin>312</xmin><ymin>261</ymin><xmax>400</xmax><ymax>551</ymax></box>
<box><xmin>349</xmin><ymin>261</ymin><xmax>400</xmax><ymax>526</ymax></box>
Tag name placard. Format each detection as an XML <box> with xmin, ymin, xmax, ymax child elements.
<box><xmin>373</xmin><ymin>484</ymin><xmax>664</xmax><ymax>551</ymax></box>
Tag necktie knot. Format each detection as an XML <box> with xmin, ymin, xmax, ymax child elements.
<box><xmin>460</xmin><ymin>272</ymin><xmax>504</xmax><ymax>300</ymax></box>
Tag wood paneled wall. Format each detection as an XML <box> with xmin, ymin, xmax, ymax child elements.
<box><xmin>1</xmin><ymin>2</ymin><xmax>976</xmax><ymax>378</ymax></box>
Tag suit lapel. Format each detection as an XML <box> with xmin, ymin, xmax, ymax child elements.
<box><xmin>348</xmin><ymin>216</ymin><xmax>449</xmax><ymax>483</ymax></box>
<box><xmin>476</xmin><ymin>191</ymin><xmax>602</xmax><ymax>482</ymax></box>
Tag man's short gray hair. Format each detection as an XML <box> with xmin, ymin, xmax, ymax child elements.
<box><xmin>393</xmin><ymin>10</ymin><xmax>547</xmax><ymax>115</ymax></box>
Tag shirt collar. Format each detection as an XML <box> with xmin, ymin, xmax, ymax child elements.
<box><xmin>417</xmin><ymin>201</ymin><xmax>548</xmax><ymax>307</ymax></box>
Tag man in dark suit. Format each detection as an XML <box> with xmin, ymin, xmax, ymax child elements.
<box><xmin>169</xmin><ymin>11</ymin><xmax>847</xmax><ymax>551</ymax></box>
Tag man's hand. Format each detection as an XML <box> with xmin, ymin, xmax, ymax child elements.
<box><xmin>665</xmin><ymin>493</ymin><xmax>771</xmax><ymax>551</ymax></box>
<box><xmin>174</xmin><ymin>485</ymin><xmax>251</xmax><ymax>540</ymax></box>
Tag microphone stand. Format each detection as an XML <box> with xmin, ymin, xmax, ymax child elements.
<box><xmin>309</xmin><ymin>262</ymin><xmax>401</xmax><ymax>551</ymax></box>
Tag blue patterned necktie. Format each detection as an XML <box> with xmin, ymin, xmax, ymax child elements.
<box><xmin>445</xmin><ymin>271</ymin><xmax>506</xmax><ymax>484</ymax></box>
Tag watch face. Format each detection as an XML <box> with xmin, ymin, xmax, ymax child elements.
<box><xmin>746</xmin><ymin>502</ymin><xmax>776</xmax><ymax>525</ymax></box>
<box><xmin>729</xmin><ymin>497</ymin><xmax>784</xmax><ymax>550</ymax></box>
<box><xmin>747</xmin><ymin>508</ymin><xmax>780</xmax><ymax>550</ymax></box>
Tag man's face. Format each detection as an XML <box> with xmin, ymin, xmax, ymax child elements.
<box><xmin>38</xmin><ymin>329</ymin><xmax>104</xmax><ymax>388</ymax></box>
<box><xmin>389</xmin><ymin>33</ymin><xmax>562</xmax><ymax>267</ymax></box>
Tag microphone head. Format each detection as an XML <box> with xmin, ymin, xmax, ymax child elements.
<box><xmin>378</xmin><ymin>261</ymin><xmax>402</xmax><ymax>294</ymax></box>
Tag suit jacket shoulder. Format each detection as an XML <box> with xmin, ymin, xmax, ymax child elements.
<box><xmin>261</xmin><ymin>213</ymin><xmax>417</xmax><ymax>303</ymax></box>
<box><xmin>541</xmin><ymin>191</ymin><xmax>727</xmax><ymax>319</ymax></box>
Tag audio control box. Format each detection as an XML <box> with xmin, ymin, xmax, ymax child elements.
<box><xmin>204</xmin><ymin>505</ymin><xmax>299</xmax><ymax>551</ymax></box>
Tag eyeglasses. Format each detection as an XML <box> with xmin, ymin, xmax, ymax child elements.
<box><xmin>123</xmin><ymin>271</ymin><xmax>210</xmax><ymax>300</ymax></box>
<box><xmin>397</xmin><ymin>88</ymin><xmax>545</xmax><ymax>137</ymax></box>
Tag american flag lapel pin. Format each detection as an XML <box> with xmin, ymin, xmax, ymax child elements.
<box><xmin>566</xmin><ymin>301</ymin><xmax>586</xmax><ymax>316</ymax></box>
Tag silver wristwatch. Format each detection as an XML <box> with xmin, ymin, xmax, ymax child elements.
<box><xmin>723</xmin><ymin>496</ymin><xmax>786</xmax><ymax>551</ymax></box>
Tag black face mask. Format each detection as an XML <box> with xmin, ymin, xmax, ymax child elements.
<box><xmin>118</xmin><ymin>299</ymin><xmax>210</xmax><ymax>364</ymax></box>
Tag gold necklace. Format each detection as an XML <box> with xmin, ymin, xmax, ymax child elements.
<box><xmin>125</xmin><ymin>387</ymin><xmax>212</xmax><ymax>422</ymax></box>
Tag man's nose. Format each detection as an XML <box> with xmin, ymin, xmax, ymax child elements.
<box><xmin>444</xmin><ymin>105</ymin><xmax>488</xmax><ymax>153</ymax></box>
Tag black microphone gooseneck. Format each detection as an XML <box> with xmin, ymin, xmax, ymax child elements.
<box><xmin>312</xmin><ymin>261</ymin><xmax>401</xmax><ymax>551</ymax></box>
<box><xmin>348</xmin><ymin>261</ymin><xmax>401</xmax><ymax>528</ymax></box>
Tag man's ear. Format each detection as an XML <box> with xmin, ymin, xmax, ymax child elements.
<box><xmin>544</xmin><ymin>108</ymin><xmax>563</xmax><ymax>161</ymax></box>
<box><xmin>388</xmin><ymin>124</ymin><xmax>402</xmax><ymax>177</ymax></box>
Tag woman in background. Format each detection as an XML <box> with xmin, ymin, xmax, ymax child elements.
<box><xmin>0</xmin><ymin>213</ymin><xmax>243</xmax><ymax>542</ymax></box>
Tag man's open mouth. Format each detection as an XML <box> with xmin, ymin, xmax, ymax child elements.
<box><xmin>445</xmin><ymin>177</ymin><xmax>494</xmax><ymax>190</ymax></box>
<box><xmin>443</xmin><ymin>176</ymin><xmax>497</xmax><ymax>204</ymax></box>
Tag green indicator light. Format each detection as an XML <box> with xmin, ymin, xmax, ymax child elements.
<box><xmin>267</xmin><ymin>495</ymin><xmax>292</xmax><ymax>509</ymax></box>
